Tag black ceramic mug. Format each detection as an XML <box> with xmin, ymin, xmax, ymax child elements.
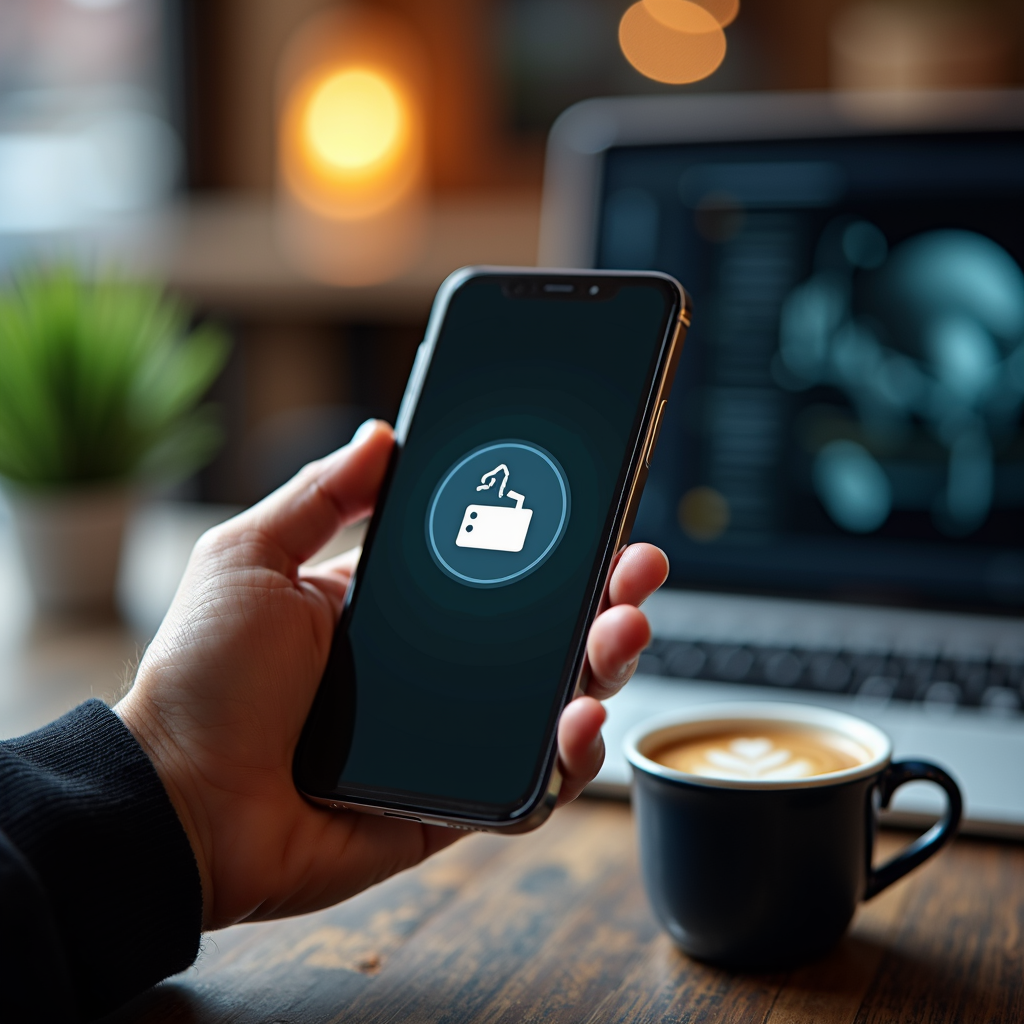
<box><xmin>625</xmin><ymin>703</ymin><xmax>962</xmax><ymax>970</ymax></box>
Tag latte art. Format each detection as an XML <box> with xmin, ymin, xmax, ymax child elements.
<box><xmin>702</xmin><ymin>737</ymin><xmax>816</xmax><ymax>780</ymax></box>
<box><xmin>652</xmin><ymin>725</ymin><xmax>871</xmax><ymax>782</ymax></box>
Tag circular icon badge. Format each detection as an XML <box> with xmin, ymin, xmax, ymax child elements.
<box><xmin>426</xmin><ymin>440</ymin><xmax>571</xmax><ymax>588</ymax></box>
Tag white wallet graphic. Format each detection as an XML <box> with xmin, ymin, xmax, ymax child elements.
<box><xmin>456</xmin><ymin>463</ymin><xmax>534</xmax><ymax>553</ymax></box>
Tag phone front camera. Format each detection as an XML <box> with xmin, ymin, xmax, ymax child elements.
<box><xmin>589</xmin><ymin>285</ymin><xmax>599</xmax><ymax>295</ymax></box>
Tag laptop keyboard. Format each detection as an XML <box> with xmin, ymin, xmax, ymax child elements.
<box><xmin>639</xmin><ymin>640</ymin><xmax>1024</xmax><ymax>714</ymax></box>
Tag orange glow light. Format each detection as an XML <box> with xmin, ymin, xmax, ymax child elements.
<box><xmin>691</xmin><ymin>0</ymin><xmax>740</xmax><ymax>28</ymax></box>
<box><xmin>275</xmin><ymin>5</ymin><xmax>428</xmax><ymax>284</ymax></box>
<box><xmin>305</xmin><ymin>68</ymin><xmax>404</xmax><ymax>172</ymax></box>
<box><xmin>281</xmin><ymin>62</ymin><xmax>420</xmax><ymax>220</ymax></box>
<box><xmin>619</xmin><ymin>0</ymin><xmax>728</xmax><ymax>84</ymax></box>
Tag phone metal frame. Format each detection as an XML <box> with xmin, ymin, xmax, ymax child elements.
<box><xmin>296</xmin><ymin>266</ymin><xmax>691</xmax><ymax>833</ymax></box>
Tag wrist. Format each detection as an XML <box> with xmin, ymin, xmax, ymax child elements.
<box><xmin>115</xmin><ymin>691</ymin><xmax>215</xmax><ymax>929</ymax></box>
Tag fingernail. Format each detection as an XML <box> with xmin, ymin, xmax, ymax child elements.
<box><xmin>350</xmin><ymin>419</ymin><xmax>377</xmax><ymax>446</ymax></box>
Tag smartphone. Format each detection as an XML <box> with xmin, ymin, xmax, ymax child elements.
<box><xmin>294</xmin><ymin>267</ymin><xmax>690</xmax><ymax>832</ymax></box>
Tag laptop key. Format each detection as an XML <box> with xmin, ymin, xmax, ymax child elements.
<box><xmin>849</xmin><ymin>653</ymin><xmax>888</xmax><ymax>683</ymax></box>
<box><xmin>663</xmin><ymin>642</ymin><xmax>707</xmax><ymax>679</ymax></box>
<box><xmin>808</xmin><ymin>653</ymin><xmax>853</xmax><ymax>692</ymax></box>
<box><xmin>954</xmin><ymin>660</ymin><xmax>988</xmax><ymax>697</ymax></box>
<box><xmin>761</xmin><ymin>649</ymin><xmax>803</xmax><ymax>686</ymax></box>
<box><xmin>710</xmin><ymin>645</ymin><xmax>755</xmax><ymax>681</ymax></box>
<box><xmin>891</xmin><ymin>672</ymin><xmax>920</xmax><ymax>702</ymax></box>
<box><xmin>858</xmin><ymin>675</ymin><xmax>897</xmax><ymax>701</ymax></box>
<box><xmin>923</xmin><ymin>680</ymin><xmax>963</xmax><ymax>709</ymax></box>
<box><xmin>988</xmin><ymin>661</ymin><xmax>1024</xmax><ymax>690</ymax></box>
<box><xmin>893</xmin><ymin>655</ymin><xmax>935</xmax><ymax>688</ymax></box>
<box><xmin>981</xmin><ymin>687</ymin><xmax>1022</xmax><ymax>715</ymax></box>
<box><xmin>636</xmin><ymin>651</ymin><xmax>664</xmax><ymax>676</ymax></box>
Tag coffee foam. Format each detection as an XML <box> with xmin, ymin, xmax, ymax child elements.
<box><xmin>650</xmin><ymin>724</ymin><xmax>872</xmax><ymax>782</ymax></box>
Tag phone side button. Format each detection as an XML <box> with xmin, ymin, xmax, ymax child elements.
<box><xmin>645</xmin><ymin>400</ymin><xmax>668</xmax><ymax>468</ymax></box>
<box><xmin>384</xmin><ymin>811</ymin><xmax>423</xmax><ymax>822</ymax></box>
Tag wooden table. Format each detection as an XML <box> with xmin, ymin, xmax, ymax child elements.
<box><xmin>101</xmin><ymin>799</ymin><xmax>1024</xmax><ymax>1024</ymax></box>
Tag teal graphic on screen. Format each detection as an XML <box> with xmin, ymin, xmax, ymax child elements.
<box><xmin>319</xmin><ymin>277</ymin><xmax>672</xmax><ymax>811</ymax></box>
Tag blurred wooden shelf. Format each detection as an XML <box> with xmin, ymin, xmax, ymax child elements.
<box><xmin>113</xmin><ymin>192</ymin><xmax>542</xmax><ymax>322</ymax></box>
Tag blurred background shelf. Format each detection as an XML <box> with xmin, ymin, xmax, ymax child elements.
<box><xmin>143</xmin><ymin>192</ymin><xmax>541</xmax><ymax>319</ymax></box>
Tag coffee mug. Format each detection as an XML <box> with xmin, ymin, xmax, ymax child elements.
<box><xmin>625</xmin><ymin>703</ymin><xmax>962</xmax><ymax>970</ymax></box>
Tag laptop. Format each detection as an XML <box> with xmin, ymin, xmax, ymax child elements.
<box><xmin>539</xmin><ymin>90</ymin><xmax>1024</xmax><ymax>837</ymax></box>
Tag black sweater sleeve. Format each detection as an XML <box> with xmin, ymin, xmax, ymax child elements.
<box><xmin>0</xmin><ymin>700</ymin><xmax>203</xmax><ymax>1021</ymax></box>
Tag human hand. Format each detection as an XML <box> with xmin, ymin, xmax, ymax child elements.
<box><xmin>116</xmin><ymin>421</ymin><xmax>668</xmax><ymax>930</ymax></box>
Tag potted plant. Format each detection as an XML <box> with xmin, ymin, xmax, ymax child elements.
<box><xmin>0</xmin><ymin>266</ymin><xmax>229</xmax><ymax>615</ymax></box>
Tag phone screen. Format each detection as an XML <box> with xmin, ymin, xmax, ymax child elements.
<box><xmin>298</xmin><ymin>274</ymin><xmax>678</xmax><ymax>817</ymax></box>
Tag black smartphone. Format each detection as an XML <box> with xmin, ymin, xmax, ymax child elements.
<box><xmin>295</xmin><ymin>267</ymin><xmax>690</xmax><ymax>832</ymax></box>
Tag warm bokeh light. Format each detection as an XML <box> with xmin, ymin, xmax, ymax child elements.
<box><xmin>619</xmin><ymin>0</ymin><xmax>727</xmax><ymax>84</ymax></box>
<box><xmin>275</xmin><ymin>6</ymin><xmax>428</xmax><ymax>285</ymax></box>
<box><xmin>678</xmin><ymin>486</ymin><xmax>730</xmax><ymax>541</ymax></box>
<box><xmin>690</xmin><ymin>0</ymin><xmax>740</xmax><ymax>29</ymax></box>
<box><xmin>644</xmin><ymin>0</ymin><xmax>720</xmax><ymax>32</ymax></box>
<box><xmin>282</xmin><ymin>62</ymin><xmax>418</xmax><ymax>218</ymax></box>
<box><xmin>305</xmin><ymin>68</ymin><xmax>404</xmax><ymax>172</ymax></box>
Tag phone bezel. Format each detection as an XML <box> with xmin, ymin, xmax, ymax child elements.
<box><xmin>294</xmin><ymin>266</ymin><xmax>690</xmax><ymax>832</ymax></box>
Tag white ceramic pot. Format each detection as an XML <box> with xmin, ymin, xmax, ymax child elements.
<box><xmin>2</xmin><ymin>482</ymin><xmax>135</xmax><ymax>616</ymax></box>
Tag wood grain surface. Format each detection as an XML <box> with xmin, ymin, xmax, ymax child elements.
<box><xmin>101</xmin><ymin>800</ymin><xmax>1024</xmax><ymax>1024</ymax></box>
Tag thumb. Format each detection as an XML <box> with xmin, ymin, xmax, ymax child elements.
<box><xmin>237</xmin><ymin>419</ymin><xmax>394</xmax><ymax>566</ymax></box>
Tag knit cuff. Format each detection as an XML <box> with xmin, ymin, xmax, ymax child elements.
<box><xmin>0</xmin><ymin>699</ymin><xmax>202</xmax><ymax>1019</ymax></box>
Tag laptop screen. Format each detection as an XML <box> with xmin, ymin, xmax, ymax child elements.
<box><xmin>595</xmin><ymin>130</ymin><xmax>1024</xmax><ymax>612</ymax></box>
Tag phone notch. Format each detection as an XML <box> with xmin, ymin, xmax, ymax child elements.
<box><xmin>502</xmin><ymin>276</ymin><xmax>620</xmax><ymax>301</ymax></box>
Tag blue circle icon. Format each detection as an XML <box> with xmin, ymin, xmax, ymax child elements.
<box><xmin>426</xmin><ymin>440</ymin><xmax>571</xmax><ymax>588</ymax></box>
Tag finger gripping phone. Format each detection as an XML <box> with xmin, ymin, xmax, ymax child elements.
<box><xmin>295</xmin><ymin>267</ymin><xmax>690</xmax><ymax>833</ymax></box>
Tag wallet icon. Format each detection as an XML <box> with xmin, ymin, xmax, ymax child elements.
<box><xmin>456</xmin><ymin>463</ymin><xmax>534</xmax><ymax>553</ymax></box>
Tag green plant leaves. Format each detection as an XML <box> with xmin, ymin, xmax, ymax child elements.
<box><xmin>0</xmin><ymin>266</ymin><xmax>230</xmax><ymax>486</ymax></box>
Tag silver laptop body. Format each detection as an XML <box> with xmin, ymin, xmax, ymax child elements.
<box><xmin>541</xmin><ymin>90</ymin><xmax>1024</xmax><ymax>837</ymax></box>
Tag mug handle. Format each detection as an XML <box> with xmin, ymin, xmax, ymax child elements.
<box><xmin>864</xmin><ymin>760</ymin><xmax>963</xmax><ymax>900</ymax></box>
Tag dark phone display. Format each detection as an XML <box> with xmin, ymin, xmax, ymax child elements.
<box><xmin>299</xmin><ymin>276</ymin><xmax>675</xmax><ymax>815</ymax></box>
